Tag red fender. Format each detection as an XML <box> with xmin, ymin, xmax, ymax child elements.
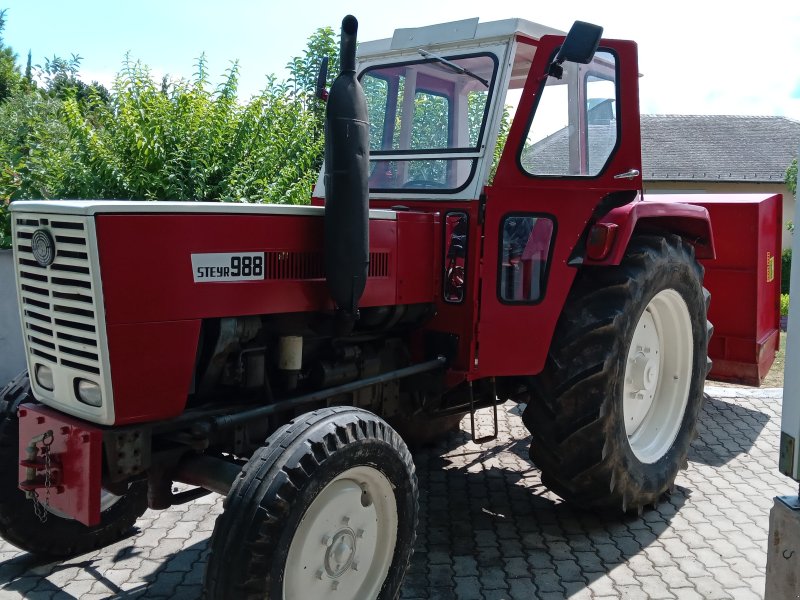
<box><xmin>585</xmin><ymin>198</ymin><xmax>715</xmax><ymax>265</ymax></box>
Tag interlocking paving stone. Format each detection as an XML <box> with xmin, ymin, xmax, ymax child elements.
<box><xmin>0</xmin><ymin>384</ymin><xmax>796</xmax><ymax>598</ymax></box>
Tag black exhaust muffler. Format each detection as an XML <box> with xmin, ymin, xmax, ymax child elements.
<box><xmin>324</xmin><ymin>15</ymin><xmax>369</xmax><ymax>325</ymax></box>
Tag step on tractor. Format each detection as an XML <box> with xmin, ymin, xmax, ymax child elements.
<box><xmin>0</xmin><ymin>14</ymin><xmax>781</xmax><ymax>599</ymax></box>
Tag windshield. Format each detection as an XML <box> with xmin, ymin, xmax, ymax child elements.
<box><xmin>360</xmin><ymin>53</ymin><xmax>497</xmax><ymax>192</ymax></box>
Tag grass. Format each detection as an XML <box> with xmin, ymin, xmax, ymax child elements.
<box><xmin>762</xmin><ymin>333</ymin><xmax>786</xmax><ymax>388</ymax></box>
<box><xmin>708</xmin><ymin>332</ymin><xmax>785</xmax><ymax>389</ymax></box>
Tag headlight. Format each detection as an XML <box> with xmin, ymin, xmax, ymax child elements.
<box><xmin>75</xmin><ymin>379</ymin><xmax>102</xmax><ymax>407</ymax></box>
<box><xmin>34</xmin><ymin>364</ymin><xmax>54</xmax><ymax>391</ymax></box>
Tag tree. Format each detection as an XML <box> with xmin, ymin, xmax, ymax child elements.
<box><xmin>286</xmin><ymin>26</ymin><xmax>337</xmax><ymax>171</ymax></box>
<box><xmin>788</xmin><ymin>157</ymin><xmax>797</xmax><ymax>197</ymax></box>
<box><xmin>23</xmin><ymin>50</ymin><xmax>30</xmax><ymax>82</ymax></box>
<box><xmin>286</xmin><ymin>26</ymin><xmax>338</xmax><ymax>102</ymax></box>
<box><xmin>0</xmin><ymin>9</ymin><xmax>20</xmax><ymax>101</ymax></box>
<box><xmin>38</xmin><ymin>54</ymin><xmax>110</xmax><ymax>107</ymax></box>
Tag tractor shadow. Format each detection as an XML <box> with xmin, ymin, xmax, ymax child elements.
<box><xmin>0</xmin><ymin>429</ymin><xmax>688</xmax><ymax>600</ymax></box>
<box><xmin>689</xmin><ymin>393</ymin><xmax>770</xmax><ymax>467</ymax></box>
<box><xmin>0</xmin><ymin>533</ymin><xmax>208</xmax><ymax>599</ymax></box>
<box><xmin>0</xmin><ymin>393</ymin><xmax>768</xmax><ymax>599</ymax></box>
<box><xmin>404</xmin><ymin>417</ymin><xmax>691</xmax><ymax>598</ymax></box>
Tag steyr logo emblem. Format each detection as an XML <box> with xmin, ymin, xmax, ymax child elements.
<box><xmin>31</xmin><ymin>228</ymin><xmax>56</xmax><ymax>267</ymax></box>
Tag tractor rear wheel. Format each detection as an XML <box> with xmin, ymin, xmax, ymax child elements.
<box><xmin>0</xmin><ymin>371</ymin><xmax>147</xmax><ymax>557</ymax></box>
<box><xmin>204</xmin><ymin>407</ymin><xmax>418</xmax><ymax>600</ymax></box>
<box><xmin>523</xmin><ymin>235</ymin><xmax>711</xmax><ymax>512</ymax></box>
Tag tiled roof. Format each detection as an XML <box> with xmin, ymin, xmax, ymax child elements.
<box><xmin>521</xmin><ymin>124</ymin><xmax>617</xmax><ymax>176</ymax></box>
<box><xmin>641</xmin><ymin>115</ymin><xmax>800</xmax><ymax>183</ymax></box>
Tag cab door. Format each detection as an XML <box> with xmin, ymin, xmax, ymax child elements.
<box><xmin>476</xmin><ymin>35</ymin><xmax>642</xmax><ymax>377</ymax></box>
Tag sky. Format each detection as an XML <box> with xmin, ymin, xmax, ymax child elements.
<box><xmin>2</xmin><ymin>0</ymin><xmax>799</xmax><ymax>120</ymax></box>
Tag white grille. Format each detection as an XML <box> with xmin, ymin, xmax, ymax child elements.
<box><xmin>15</xmin><ymin>214</ymin><xmax>100</xmax><ymax>372</ymax></box>
<box><xmin>13</xmin><ymin>212</ymin><xmax>113</xmax><ymax>424</ymax></box>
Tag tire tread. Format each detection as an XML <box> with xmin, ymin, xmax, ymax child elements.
<box><xmin>204</xmin><ymin>407</ymin><xmax>418</xmax><ymax>600</ymax></box>
<box><xmin>523</xmin><ymin>235</ymin><xmax>710</xmax><ymax>512</ymax></box>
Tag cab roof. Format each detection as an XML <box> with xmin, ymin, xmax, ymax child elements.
<box><xmin>357</xmin><ymin>18</ymin><xmax>565</xmax><ymax>60</ymax></box>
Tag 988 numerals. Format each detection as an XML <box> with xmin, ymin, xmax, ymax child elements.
<box><xmin>231</xmin><ymin>255</ymin><xmax>263</xmax><ymax>277</ymax></box>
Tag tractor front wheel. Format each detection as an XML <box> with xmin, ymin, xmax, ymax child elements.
<box><xmin>523</xmin><ymin>235</ymin><xmax>711</xmax><ymax>512</ymax></box>
<box><xmin>204</xmin><ymin>407</ymin><xmax>418</xmax><ymax>599</ymax></box>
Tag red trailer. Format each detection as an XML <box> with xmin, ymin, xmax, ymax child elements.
<box><xmin>669</xmin><ymin>194</ymin><xmax>781</xmax><ymax>386</ymax></box>
<box><xmin>0</xmin><ymin>15</ymin><xmax>779</xmax><ymax>599</ymax></box>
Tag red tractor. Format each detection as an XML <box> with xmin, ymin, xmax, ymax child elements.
<box><xmin>0</xmin><ymin>14</ymin><xmax>777</xmax><ymax>599</ymax></box>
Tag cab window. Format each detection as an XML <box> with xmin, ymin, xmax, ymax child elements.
<box><xmin>498</xmin><ymin>215</ymin><xmax>554</xmax><ymax>303</ymax></box>
<box><xmin>360</xmin><ymin>53</ymin><xmax>497</xmax><ymax>192</ymax></box>
<box><xmin>520</xmin><ymin>50</ymin><xmax>618</xmax><ymax>177</ymax></box>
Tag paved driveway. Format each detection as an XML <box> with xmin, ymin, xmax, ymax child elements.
<box><xmin>0</xmin><ymin>385</ymin><xmax>795</xmax><ymax>599</ymax></box>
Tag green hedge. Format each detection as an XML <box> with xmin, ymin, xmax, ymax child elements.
<box><xmin>783</xmin><ymin>249</ymin><xmax>792</xmax><ymax>295</ymax></box>
<box><xmin>0</xmin><ymin>26</ymin><xmax>339</xmax><ymax>250</ymax></box>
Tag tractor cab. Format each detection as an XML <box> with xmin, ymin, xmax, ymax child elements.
<box><xmin>315</xmin><ymin>18</ymin><xmax>623</xmax><ymax>200</ymax></box>
<box><xmin>313</xmin><ymin>18</ymin><xmax>669</xmax><ymax>380</ymax></box>
<box><xmin>332</xmin><ymin>17</ymin><xmax>776</xmax><ymax>388</ymax></box>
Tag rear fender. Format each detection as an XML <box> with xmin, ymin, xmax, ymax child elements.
<box><xmin>583</xmin><ymin>200</ymin><xmax>715</xmax><ymax>265</ymax></box>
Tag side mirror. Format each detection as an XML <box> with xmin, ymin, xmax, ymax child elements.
<box><xmin>315</xmin><ymin>56</ymin><xmax>329</xmax><ymax>101</ymax></box>
<box><xmin>548</xmin><ymin>20</ymin><xmax>603</xmax><ymax>79</ymax></box>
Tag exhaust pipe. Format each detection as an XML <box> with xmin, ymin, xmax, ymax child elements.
<box><xmin>324</xmin><ymin>15</ymin><xmax>370</xmax><ymax>325</ymax></box>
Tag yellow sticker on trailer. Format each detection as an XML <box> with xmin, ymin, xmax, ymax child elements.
<box><xmin>767</xmin><ymin>252</ymin><xmax>775</xmax><ymax>283</ymax></box>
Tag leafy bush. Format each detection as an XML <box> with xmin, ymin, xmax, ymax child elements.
<box><xmin>0</xmin><ymin>91</ymin><xmax>72</xmax><ymax>247</ymax></box>
<box><xmin>0</xmin><ymin>25</ymin><xmax>340</xmax><ymax>250</ymax></box>
<box><xmin>57</xmin><ymin>56</ymin><xmax>323</xmax><ymax>204</ymax></box>
<box><xmin>781</xmin><ymin>294</ymin><xmax>790</xmax><ymax>317</ymax></box>
<box><xmin>783</xmin><ymin>249</ymin><xmax>792</xmax><ymax>295</ymax></box>
<box><xmin>0</xmin><ymin>202</ymin><xmax>8</xmax><ymax>248</ymax></box>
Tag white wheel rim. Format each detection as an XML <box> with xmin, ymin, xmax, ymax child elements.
<box><xmin>623</xmin><ymin>289</ymin><xmax>693</xmax><ymax>464</ymax></box>
<box><xmin>283</xmin><ymin>465</ymin><xmax>398</xmax><ymax>600</ymax></box>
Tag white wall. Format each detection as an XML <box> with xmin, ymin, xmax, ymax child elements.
<box><xmin>0</xmin><ymin>250</ymin><xmax>26</xmax><ymax>387</ymax></box>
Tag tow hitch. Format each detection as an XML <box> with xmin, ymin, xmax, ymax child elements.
<box><xmin>17</xmin><ymin>404</ymin><xmax>103</xmax><ymax>526</ymax></box>
<box><xmin>19</xmin><ymin>429</ymin><xmax>61</xmax><ymax>522</ymax></box>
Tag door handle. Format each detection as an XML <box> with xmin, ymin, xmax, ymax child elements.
<box><xmin>613</xmin><ymin>169</ymin><xmax>640</xmax><ymax>180</ymax></box>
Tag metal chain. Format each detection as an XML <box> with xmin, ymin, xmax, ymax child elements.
<box><xmin>30</xmin><ymin>430</ymin><xmax>54</xmax><ymax>523</ymax></box>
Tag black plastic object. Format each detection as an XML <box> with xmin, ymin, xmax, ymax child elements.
<box><xmin>315</xmin><ymin>56</ymin><xmax>329</xmax><ymax>100</ymax></box>
<box><xmin>549</xmin><ymin>20</ymin><xmax>603</xmax><ymax>79</ymax></box>
<box><xmin>324</xmin><ymin>14</ymin><xmax>370</xmax><ymax>322</ymax></box>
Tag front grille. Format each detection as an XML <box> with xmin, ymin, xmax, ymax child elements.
<box><xmin>14</xmin><ymin>215</ymin><xmax>101</xmax><ymax>377</ymax></box>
